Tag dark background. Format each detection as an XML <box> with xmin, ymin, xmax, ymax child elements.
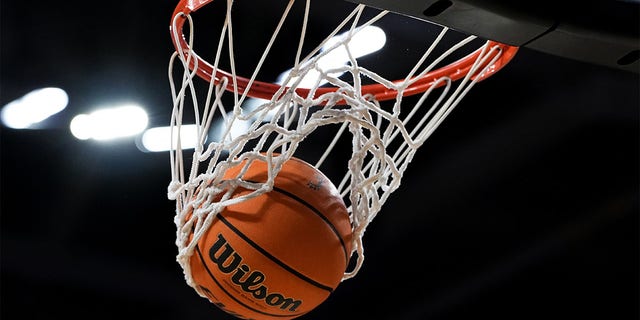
<box><xmin>1</xmin><ymin>1</ymin><xmax>638</xmax><ymax>319</ymax></box>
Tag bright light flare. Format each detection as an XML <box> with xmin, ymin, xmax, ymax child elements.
<box><xmin>70</xmin><ymin>104</ymin><xmax>148</xmax><ymax>141</ymax></box>
<box><xmin>1</xmin><ymin>87</ymin><xmax>68</xmax><ymax>129</ymax></box>
<box><xmin>138</xmin><ymin>124</ymin><xmax>201</xmax><ymax>152</ymax></box>
<box><xmin>322</xmin><ymin>25</ymin><xmax>387</xmax><ymax>63</ymax></box>
<box><xmin>210</xmin><ymin>112</ymin><xmax>253</xmax><ymax>144</ymax></box>
<box><xmin>138</xmin><ymin>113</ymin><xmax>253</xmax><ymax>153</ymax></box>
<box><xmin>277</xmin><ymin>25</ymin><xmax>387</xmax><ymax>87</ymax></box>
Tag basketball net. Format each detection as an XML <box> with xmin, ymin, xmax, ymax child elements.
<box><xmin>167</xmin><ymin>0</ymin><xmax>517</xmax><ymax>292</ymax></box>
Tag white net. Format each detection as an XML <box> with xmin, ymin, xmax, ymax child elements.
<box><xmin>167</xmin><ymin>0</ymin><xmax>515</xmax><ymax>292</ymax></box>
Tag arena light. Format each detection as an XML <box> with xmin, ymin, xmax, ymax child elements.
<box><xmin>138</xmin><ymin>112</ymin><xmax>252</xmax><ymax>153</ymax></box>
<box><xmin>210</xmin><ymin>112</ymin><xmax>253</xmax><ymax>144</ymax></box>
<box><xmin>138</xmin><ymin>124</ymin><xmax>201</xmax><ymax>152</ymax></box>
<box><xmin>69</xmin><ymin>104</ymin><xmax>148</xmax><ymax>141</ymax></box>
<box><xmin>277</xmin><ymin>25</ymin><xmax>386</xmax><ymax>87</ymax></box>
<box><xmin>1</xmin><ymin>87</ymin><xmax>68</xmax><ymax>129</ymax></box>
<box><xmin>322</xmin><ymin>25</ymin><xmax>387</xmax><ymax>61</ymax></box>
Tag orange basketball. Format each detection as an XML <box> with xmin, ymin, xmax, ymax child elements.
<box><xmin>189</xmin><ymin>156</ymin><xmax>353</xmax><ymax>319</ymax></box>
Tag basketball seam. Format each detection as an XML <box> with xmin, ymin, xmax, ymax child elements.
<box><xmin>218</xmin><ymin>214</ymin><xmax>335</xmax><ymax>293</ymax></box>
<box><xmin>249</xmin><ymin>179</ymin><xmax>350</xmax><ymax>263</ymax></box>
<box><xmin>194</xmin><ymin>244</ymin><xmax>305</xmax><ymax>319</ymax></box>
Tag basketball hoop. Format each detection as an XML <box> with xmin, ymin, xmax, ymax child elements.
<box><xmin>170</xmin><ymin>0</ymin><xmax>516</xmax><ymax>103</ymax></box>
<box><xmin>166</xmin><ymin>0</ymin><xmax>518</xmax><ymax>311</ymax></box>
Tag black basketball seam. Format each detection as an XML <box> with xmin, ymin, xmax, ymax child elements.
<box><xmin>218</xmin><ymin>214</ymin><xmax>335</xmax><ymax>293</ymax></box>
<box><xmin>249</xmin><ymin>179</ymin><xmax>350</xmax><ymax>263</ymax></box>
<box><xmin>194</xmin><ymin>244</ymin><xmax>305</xmax><ymax>318</ymax></box>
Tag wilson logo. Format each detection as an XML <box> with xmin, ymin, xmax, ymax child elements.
<box><xmin>208</xmin><ymin>233</ymin><xmax>303</xmax><ymax>312</ymax></box>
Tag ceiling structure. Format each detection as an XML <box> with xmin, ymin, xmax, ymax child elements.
<box><xmin>1</xmin><ymin>1</ymin><xmax>638</xmax><ymax>319</ymax></box>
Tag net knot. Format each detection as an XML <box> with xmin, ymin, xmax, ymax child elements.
<box><xmin>167</xmin><ymin>180</ymin><xmax>183</xmax><ymax>200</ymax></box>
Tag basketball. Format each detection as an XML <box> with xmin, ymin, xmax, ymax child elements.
<box><xmin>188</xmin><ymin>156</ymin><xmax>353</xmax><ymax>319</ymax></box>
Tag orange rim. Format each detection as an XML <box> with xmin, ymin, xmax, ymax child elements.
<box><xmin>170</xmin><ymin>0</ymin><xmax>519</xmax><ymax>102</ymax></box>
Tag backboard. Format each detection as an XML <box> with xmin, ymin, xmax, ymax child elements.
<box><xmin>350</xmin><ymin>0</ymin><xmax>640</xmax><ymax>72</ymax></box>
